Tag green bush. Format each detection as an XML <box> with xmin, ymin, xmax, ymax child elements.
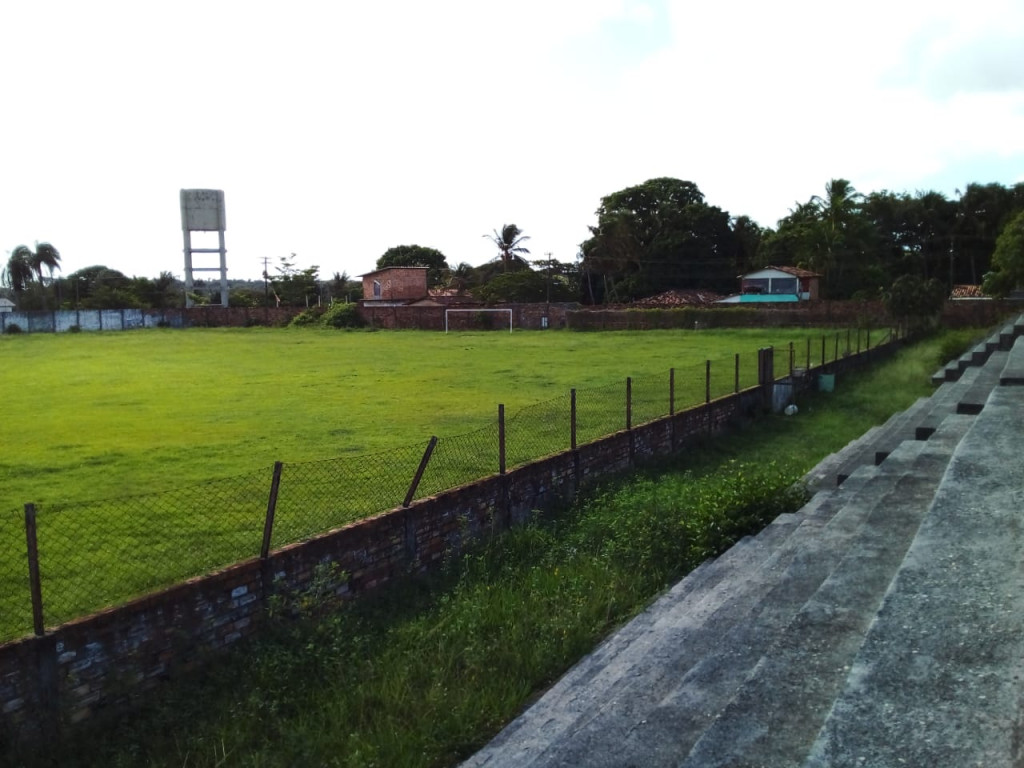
<box><xmin>320</xmin><ymin>302</ymin><xmax>364</xmax><ymax>329</ymax></box>
<box><xmin>288</xmin><ymin>307</ymin><xmax>324</xmax><ymax>327</ymax></box>
<box><xmin>4</xmin><ymin>323</ymin><xmax>23</xmax><ymax>334</ymax></box>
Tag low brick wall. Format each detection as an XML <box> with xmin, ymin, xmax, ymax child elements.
<box><xmin>0</xmin><ymin>341</ymin><xmax>896</xmax><ymax>745</ymax></box>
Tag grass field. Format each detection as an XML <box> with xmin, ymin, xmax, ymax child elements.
<box><xmin>0</xmin><ymin>325</ymin><xmax>881</xmax><ymax>641</ymax></box>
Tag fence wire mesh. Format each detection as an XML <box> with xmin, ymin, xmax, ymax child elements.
<box><xmin>272</xmin><ymin>443</ymin><xmax>426</xmax><ymax>548</ymax></box>
<box><xmin>0</xmin><ymin>508</ymin><xmax>32</xmax><ymax>645</ymax></box>
<box><xmin>575</xmin><ymin>380</ymin><xmax>628</xmax><ymax>445</ymax></box>
<box><xmin>24</xmin><ymin>468</ymin><xmax>271</xmax><ymax>636</ymax></box>
<box><xmin>632</xmin><ymin>372</ymin><xmax>671</xmax><ymax>426</ymax></box>
<box><xmin>505</xmin><ymin>393</ymin><xmax>573</xmax><ymax>469</ymax></box>
<box><xmin>418</xmin><ymin>425</ymin><xmax>499</xmax><ymax>497</ymax></box>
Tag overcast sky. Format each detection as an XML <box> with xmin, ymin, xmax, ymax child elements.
<box><xmin>3</xmin><ymin>0</ymin><xmax>1023</xmax><ymax>282</ymax></box>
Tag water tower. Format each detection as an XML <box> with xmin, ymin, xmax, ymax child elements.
<box><xmin>180</xmin><ymin>189</ymin><xmax>228</xmax><ymax>308</ymax></box>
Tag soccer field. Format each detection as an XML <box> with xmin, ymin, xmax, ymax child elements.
<box><xmin>1</xmin><ymin>325</ymin><xmax>856</xmax><ymax>510</ymax></box>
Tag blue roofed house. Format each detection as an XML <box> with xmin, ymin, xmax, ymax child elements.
<box><xmin>717</xmin><ymin>266</ymin><xmax>822</xmax><ymax>304</ymax></box>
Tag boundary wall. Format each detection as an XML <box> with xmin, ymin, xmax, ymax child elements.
<box><xmin>0</xmin><ymin>342</ymin><xmax>897</xmax><ymax>747</ymax></box>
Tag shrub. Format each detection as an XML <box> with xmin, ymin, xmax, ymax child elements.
<box><xmin>288</xmin><ymin>308</ymin><xmax>324</xmax><ymax>327</ymax></box>
<box><xmin>68</xmin><ymin>324</ymin><xmax>82</xmax><ymax>333</ymax></box>
<box><xmin>320</xmin><ymin>302</ymin><xmax>364</xmax><ymax>329</ymax></box>
<box><xmin>4</xmin><ymin>323</ymin><xmax>23</xmax><ymax>334</ymax></box>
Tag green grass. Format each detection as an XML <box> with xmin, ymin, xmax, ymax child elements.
<box><xmin>14</xmin><ymin>329</ymin><xmax>965</xmax><ymax>768</ymax></box>
<box><xmin>0</xmin><ymin>326</ymin><xmax>884</xmax><ymax>642</ymax></box>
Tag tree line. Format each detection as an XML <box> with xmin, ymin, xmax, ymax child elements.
<box><xmin>6</xmin><ymin>177</ymin><xmax>1024</xmax><ymax>311</ymax></box>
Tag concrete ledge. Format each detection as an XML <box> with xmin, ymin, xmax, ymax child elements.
<box><xmin>999</xmin><ymin>335</ymin><xmax>1024</xmax><ymax>385</ymax></box>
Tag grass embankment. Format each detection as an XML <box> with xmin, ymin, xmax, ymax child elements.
<box><xmin>13</xmin><ymin>328</ymin><xmax>981</xmax><ymax>768</ymax></box>
<box><xmin>0</xmin><ymin>327</ymin><xmax>865</xmax><ymax>642</ymax></box>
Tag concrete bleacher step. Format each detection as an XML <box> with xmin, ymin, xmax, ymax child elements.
<box><xmin>806</xmin><ymin>390</ymin><xmax>1024</xmax><ymax>767</ymax></box>
<box><xmin>463</xmin><ymin>434</ymin><xmax>957</xmax><ymax>768</ymax></box>
<box><xmin>671</xmin><ymin>415</ymin><xmax>975</xmax><ymax>768</ymax></box>
<box><xmin>809</xmin><ymin>353</ymin><xmax>1002</xmax><ymax>493</ymax></box>
<box><xmin>956</xmin><ymin>349</ymin><xmax>1009</xmax><ymax>413</ymax></box>
<box><xmin>998</xmin><ymin>334</ymin><xmax>1024</xmax><ymax>385</ymax></box>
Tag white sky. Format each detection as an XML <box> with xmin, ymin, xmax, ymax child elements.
<box><xmin>3</xmin><ymin>0</ymin><xmax>1023</xmax><ymax>281</ymax></box>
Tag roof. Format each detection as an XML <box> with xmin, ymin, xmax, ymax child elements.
<box><xmin>357</xmin><ymin>266</ymin><xmax>429</xmax><ymax>278</ymax></box>
<box><xmin>633</xmin><ymin>289</ymin><xmax>724</xmax><ymax>307</ymax></box>
<box><xmin>0</xmin><ymin>297</ymin><xmax>14</xmax><ymax>308</ymax></box>
<box><xmin>950</xmin><ymin>284</ymin><xmax>986</xmax><ymax>299</ymax></box>
<box><xmin>742</xmin><ymin>266</ymin><xmax>822</xmax><ymax>279</ymax></box>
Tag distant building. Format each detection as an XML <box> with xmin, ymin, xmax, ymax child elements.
<box><xmin>717</xmin><ymin>266</ymin><xmax>822</xmax><ymax>304</ymax></box>
<box><xmin>0</xmin><ymin>297</ymin><xmax>14</xmax><ymax>313</ymax></box>
<box><xmin>359</xmin><ymin>267</ymin><xmax>429</xmax><ymax>304</ymax></box>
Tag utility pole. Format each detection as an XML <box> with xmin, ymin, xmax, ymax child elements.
<box><xmin>261</xmin><ymin>257</ymin><xmax>271</xmax><ymax>307</ymax></box>
<box><xmin>545</xmin><ymin>251</ymin><xmax>553</xmax><ymax>327</ymax></box>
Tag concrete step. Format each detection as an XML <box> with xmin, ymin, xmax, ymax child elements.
<box><xmin>998</xmin><ymin>334</ymin><xmax>1024</xmax><ymax>385</ymax></box>
<box><xmin>675</xmin><ymin>416</ymin><xmax>974</xmax><ymax>767</ymax></box>
<box><xmin>955</xmin><ymin>349</ymin><xmax>1008</xmax><ymax>413</ymax></box>
<box><xmin>806</xmin><ymin>391</ymin><xmax>1024</xmax><ymax>767</ymax></box>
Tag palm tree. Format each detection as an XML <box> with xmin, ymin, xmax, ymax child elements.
<box><xmin>2</xmin><ymin>249</ymin><xmax>35</xmax><ymax>307</ymax></box>
<box><xmin>7</xmin><ymin>242</ymin><xmax>61</xmax><ymax>310</ymax></box>
<box><xmin>484</xmin><ymin>224</ymin><xmax>531</xmax><ymax>272</ymax></box>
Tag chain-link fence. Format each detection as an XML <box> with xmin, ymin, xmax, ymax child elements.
<box><xmin>0</xmin><ymin>330</ymin><xmax>895</xmax><ymax>644</ymax></box>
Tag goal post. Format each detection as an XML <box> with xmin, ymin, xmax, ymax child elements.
<box><xmin>444</xmin><ymin>308</ymin><xmax>513</xmax><ymax>334</ymax></box>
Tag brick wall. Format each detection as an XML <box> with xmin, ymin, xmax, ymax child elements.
<box><xmin>358</xmin><ymin>303</ymin><xmax>578</xmax><ymax>331</ymax></box>
<box><xmin>360</xmin><ymin>268</ymin><xmax>429</xmax><ymax>301</ymax></box>
<box><xmin>0</xmin><ymin>340</ymin><xmax>896</xmax><ymax>746</ymax></box>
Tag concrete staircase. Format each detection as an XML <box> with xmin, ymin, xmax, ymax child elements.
<box><xmin>462</xmin><ymin>319</ymin><xmax>1024</xmax><ymax>768</ymax></box>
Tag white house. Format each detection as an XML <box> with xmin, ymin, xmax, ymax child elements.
<box><xmin>717</xmin><ymin>266</ymin><xmax>822</xmax><ymax>304</ymax></box>
<box><xmin>0</xmin><ymin>297</ymin><xmax>15</xmax><ymax>313</ymax></box>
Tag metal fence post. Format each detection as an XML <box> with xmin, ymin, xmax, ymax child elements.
<box><xmin>404</xmin><ymin>437</ymin><xmax>438</xmax><ymax>507</ymax></box>
<box><xmin>570</xmin><ymin>389</ymin><xmax>577</xmax><ymax>450</ymax></box>
<box><xmin>261</xmin><ymin>461</ymin><xmax>284</xmax><ymax>559</ymax></box>
<box><xmin>789</xmin><ymin>342</ymin><xmax>794</xmax><ymax>376</ymax></box>
<box><xmin>735</xmin><ymin>353</ymin><xmax>740</xmax><ymax>394</ymax></box>
<box><xmin>705</xmin><ymin>360</ymin><xmax>711</xmax><ymax>403</ymax></box>
<box><xmin>626</xmin><ymin>378</ymin><xmax>632</xmax><ymax>431</ymax></box>
<box><xmin>821</xmin><ymin>336</ymin><xmax>826</xmax><ymax>367</ymax></box>
<box><xmin>25</xmin><ymin>503</ymin><xmax>45</xmax><ymax>637</ymax></box>
<box><xmin>669</xmin><ymin>368</ymin><xmax>675</xmax><ymax>416</ymax></box>
<box><xmin>498</xmin><ymin>405</ymin><xmax>506</xmax><ymax>475</ymax></box>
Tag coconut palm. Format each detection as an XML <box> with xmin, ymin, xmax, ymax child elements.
<box><xmin>3</xmin><ymin>243</ymin><xmax>61</xmax><ymax>309</ymax></box>
<box><xmin>4</xmin><ymin>243</ymin><xmax>61</xmax><ymax>309</ymax></box>
<box><xmin>484</xmin><ymin>224</ymin><xmax>531</xmax><ymax>272</ymax></box>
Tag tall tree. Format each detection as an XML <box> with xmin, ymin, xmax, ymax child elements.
<box><xmin>579</xmin><ymin>178</ymin><xmax>737</xmax><ymax>302</ymax></box>
<box><xmin>4</xmin><ymin>242</ymin><xmax>61</xmax><ymax>309</ymax></box>
<box><xmin>982</xmin><ymin>209</ymin><xmax>1024</xmax><ymax>297</ymax></box>
<box><xmin>485</xmin><ymin>224</ymin><xmax>531</xmax><ymax>272</ymax></box>
<box><xmin>2</xmin><ymin>249</ymin><xmax>34</xmax><ymax>306</ymax></box>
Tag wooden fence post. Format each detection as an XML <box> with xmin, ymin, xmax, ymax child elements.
<box><xmin>705</xmin><ymin>360</ymin><xmax>711</xmax><ymax>404</ymax></box>
<box><xmin>669</xmin><ymin>368</ymin><xmax>675</xmax><ymax>416</ymax></box>
<box><xmin>735</xmin><ymin>353</ymin><xmax>740</xmax><ymax>394</ymax></box>
<box><xmin>261</xmin><ymin>461</ymin><xmax>284</xmax><ymax>559</ymax></box>
<box><xmin>25</xmin><ymin>503</ymin><xmax>45</xmax><ymax>637</ymax></box>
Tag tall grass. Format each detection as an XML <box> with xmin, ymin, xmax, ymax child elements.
<box><xmin>14</xmin><ymin>329</ymin><xmax>966</xmax><ymax>768</ymax></box>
